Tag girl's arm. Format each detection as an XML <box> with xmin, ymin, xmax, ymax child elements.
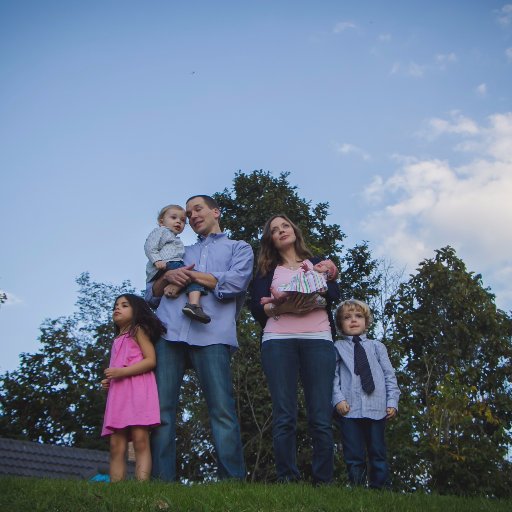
<box><xmin>104</xmin><ymin>328</ymin><xmax>156</xmax><ymax>380</ymax></box>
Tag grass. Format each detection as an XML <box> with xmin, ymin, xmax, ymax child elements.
<box><xmin>1</xmin><ymin>478</ymin><xmax>511</xmax><ymax>512</ymax></box>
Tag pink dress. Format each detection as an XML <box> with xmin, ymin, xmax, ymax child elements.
<box><xmin>101</xmin><ymin>332</ymin><xmax>160</xmax><ymax>436</ymax></box>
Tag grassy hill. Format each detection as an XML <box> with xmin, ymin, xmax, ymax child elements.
<box><xmin>1</xmin><ymin>478</ymin><xmax>511</xmax><ymax>512</ymax></box>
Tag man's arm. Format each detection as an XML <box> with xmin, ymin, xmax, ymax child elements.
<box><xmin>151</xmin><ymin>265</ymin><xmax>196</xmax><ymax>298</ymax></box>
<box><xmin>208</xmin><ymin>242</ymin><xmax>254</xmax><ymax>299</ymax></box>
<box><xmin>185</xmin><ymin>270</ymin><xmax>218</xmax><ymax>290</ymax></box>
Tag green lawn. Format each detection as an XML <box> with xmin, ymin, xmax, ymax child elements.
<box><xmin>1</xmin><ymin>478</ymin><xmax>511</xmax><ymax>512</ymax></box>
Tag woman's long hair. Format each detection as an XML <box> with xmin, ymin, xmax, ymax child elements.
<box><xmin>256</xmin><ymin>214</ymin><xmax>313</xmax><ymax>276</ymax></box>
<box><xmin>113</xmin><ymin>294</ymin><xmax>166</xmax><ymax>342</ymax></box>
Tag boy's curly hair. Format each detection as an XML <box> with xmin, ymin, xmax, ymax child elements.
<box><xmin>335</xmin><ymin>299</ymin><xmax>373</xmax><ymax>334</ymax></box>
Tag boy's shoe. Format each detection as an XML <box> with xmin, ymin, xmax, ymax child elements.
<box><xmin>182</xmin><ymin>303</ymin><xmax>211</xmax><ymax>324</ymax></box>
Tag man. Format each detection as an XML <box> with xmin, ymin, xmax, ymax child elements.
<box><xmin>146</xmin><ymin>195</ymin><xmax>253</xmax><ymax>482</ymax></box>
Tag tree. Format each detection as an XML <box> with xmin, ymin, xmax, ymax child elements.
<box><xmin>1</xmin><ymin>171</ymin><xmax>381</xmax><ymax>484</ymax></box>
<box><xmin>213</xmin><ymin>170</ymin><xmax>380</xmax><ymax>482</ymax></box>
<box><xmin>0</xmin><ymin>273</ymin><xmax>136</xmax><ymax>449</ymax></box>
<box><xmin>384</xmin><ymin>246</ymin><xmax>512</xmax><ymax>497</ymax></box>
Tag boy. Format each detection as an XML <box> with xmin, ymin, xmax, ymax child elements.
<box><xmin>332</xmin><ymin>299</ymin><xmax>400</xmax><ymax>489</ymax></box>
<box><xmin>144</xmin><ymin>204</ymin><xmax>210</xmax><ymax>324</ymax></box>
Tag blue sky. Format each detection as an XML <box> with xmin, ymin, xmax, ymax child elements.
<box><xmin>1</xmin><ymin>0</ymin><xmax>512</xmax><ymax>372</ymax></box>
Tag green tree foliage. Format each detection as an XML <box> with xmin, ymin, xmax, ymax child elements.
<box><xmin>214</xmin><ymin>170</ymin><xmax>344</xmax><ymax>268</ymax></box>
<box><xmin>384</xmin><ymin>246</ymin><xmax>512</xmax><ymax>497</ymax></box>
<box><xmin>0</xmin><ymin>170</ymin><xmax>380</xmax><ymax>483</ymax></box>
<box><xmin>213</xmin><ymin>170</ymin><xmax>380</xmax><ymax>482</ymax></box>
<box><xmin>0</xmin><ymin>273</ymin><xmax>136</xmax><ymax>449</ymax></box>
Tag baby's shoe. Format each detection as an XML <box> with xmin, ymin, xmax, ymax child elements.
<box><xmin>182</xmin><ymin>303</ymin><xmax>211</xmax><ymax>324</ymax></box>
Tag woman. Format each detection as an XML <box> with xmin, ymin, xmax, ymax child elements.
<box><xmin>250</xmin><ymin>214</ymin><xmax>340</xmax><ymax>484</ymax></box>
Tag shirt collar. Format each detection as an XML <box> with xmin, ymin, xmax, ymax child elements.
<box><xmin>197</xmin><ymin>232</ymin><xmax>227</xmax><ymax>243</ymax></box>
<box><xmin>341</xmin><ymin>333</ymin><xmax>368</xmax><ymax>342</ymax></box>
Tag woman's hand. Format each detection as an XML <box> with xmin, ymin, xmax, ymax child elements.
<box><xmin>278</xmin><ymin>293</ymin><xmax>318</xmax><ymax>315</ymax></box>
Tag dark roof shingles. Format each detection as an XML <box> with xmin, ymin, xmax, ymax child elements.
<box><xmin>0</xmin><ymin>437</ymin><xmax>122</xmax><ymax>479</ymax></box>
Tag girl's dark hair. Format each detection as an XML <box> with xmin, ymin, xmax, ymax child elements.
<box><xmin>113</xmin><ymin>294</ymin><xmax>166</xmax><ymax>342</ymax></box>
<box><xmin>256</xmin><ymin>214</ymin><xmax>313</xmax><ymax>276</ymax></box>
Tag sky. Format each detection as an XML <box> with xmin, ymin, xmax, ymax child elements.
<box><xmin>1</xmin><ymin>0</ymin><xmax>511</xmax><ymax>373</ymax></box>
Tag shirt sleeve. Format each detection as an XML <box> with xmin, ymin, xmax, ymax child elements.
<box><xmin>375</xmin><ymin>341</ymin><xmax>400</xmax><ymax>410</ymax></box>
<box><xmin>332</xmin><ymin>346</ymin><xmax>346</xmax><ymax>407</ymax></box>
<box><xmin>144</xmin><ymin>281</ymin><xmax>161</xmax><ymax>309</ymax></box>
<box><xmin>249</xmin><ymin>272</ymin><xmax>273</xmax><ymax>329</ymax></box>
<box><xmin>209</xmin><ymin>241</ymin><xmax>254</xmax><ymax>300</ymax></box>
<box><xmin>144</xmin><ymin>228</ymin><xmax>170</xmax><ymax>263</ymax></box>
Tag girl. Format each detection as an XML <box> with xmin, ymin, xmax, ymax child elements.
<box><xmin>249</xmin><ymin>214</ymin><xmax>340</xmax><ymax>484</ymax></box>
<box><xmin>101</xmin><ymin>294</ymin><xmax>166</xmax><ymax>481</ymax></box>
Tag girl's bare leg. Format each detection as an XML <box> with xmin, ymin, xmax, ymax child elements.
<box><xmin>131</xmin><ymin>426</ymin><xmax>152</xmax><ymax>481</ymax></box>
<box><xmin>109</xmin><ymin>430</ymin><xmax>129</xmax><ymax>482</ymax></box>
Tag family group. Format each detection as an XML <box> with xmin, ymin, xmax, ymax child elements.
<box><xmin>100</xmin><ymin>195</ymin><xmax>400</xmax><ymax>489</ymax></box>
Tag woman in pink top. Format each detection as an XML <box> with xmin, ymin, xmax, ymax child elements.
<box><xmin>249</xmin><ymin>214</ymin><xmax>340</xmax><ymax>484</ymax></box>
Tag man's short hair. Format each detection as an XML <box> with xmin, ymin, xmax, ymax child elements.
<box><xmin>186</xmin><ymin>194</ymin><xmax>220</xmax><ymax>210</ymax></box>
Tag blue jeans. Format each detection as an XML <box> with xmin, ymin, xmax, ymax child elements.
<box><xmin>261</xmin><ymin>338</ymin><xmax>336</xmax><ymax>483</ymax></box>
<box><xmin>336</xmin><ymin>417</ymin><xmax>390</xmax><ymax>489</ymax></box>
<box><xmin>150</xmin><ymin>340</ymin><xmax>245</xmax><ymax>481</ymax></box>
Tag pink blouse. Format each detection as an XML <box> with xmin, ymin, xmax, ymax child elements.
<box><xmin>263</xmin><ymin>264</ymin><xmax>331</xmax><ymax>335</ymax></box>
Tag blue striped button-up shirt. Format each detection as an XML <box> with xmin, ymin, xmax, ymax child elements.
<box><xmin>332</xmin><ymin>334</ymin><xmax>400</xmax><ymax>420</ymax></box>
<box><xmin>145</xmin><ymin>232</ymin><xmax>254</xmax><ymax>348</ymax></box>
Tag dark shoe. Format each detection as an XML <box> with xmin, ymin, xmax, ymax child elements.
<box><xmin>182</xmin><ymin>303</ymin><xmax>211</xmax><ymax>324</ymax></box>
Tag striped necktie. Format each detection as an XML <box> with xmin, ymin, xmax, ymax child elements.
<box><xmin>352</xmin><ymin>335</ymin><xmax>375</xmax><ymax>394</ymax></box>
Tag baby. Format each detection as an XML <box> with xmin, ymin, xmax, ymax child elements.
<box><xmin>144</xmin><ymin>204</ymin><xmax>210</xmax><ymax>324</ymax></box>
<box><xmin>260</xmin><ymin>259</ymin><xmax>338</xmax><ymax>307</ymax></box>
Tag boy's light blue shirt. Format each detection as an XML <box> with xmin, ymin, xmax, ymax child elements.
<box><xmin>145</xmin><ymin>232</ymin><xmax>254</xmax><ymax>348</ymax></box>
<box><xmin>332</xmin><ymin>334</ymin><xmax>400</xmax><ymax>420</ymax></box>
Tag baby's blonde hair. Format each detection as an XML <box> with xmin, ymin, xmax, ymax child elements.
<box><xmin>157</xmin><ymin>204</ymin><xmax>185</xmax><ymax>224</ymax></box>
<box><xmin>335</xmin><ymin>299</ymin><xmax>373</xmax><ymax>333</ymax></box>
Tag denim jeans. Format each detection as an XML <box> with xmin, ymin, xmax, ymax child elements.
<box><xmin>261</xmin><ymin>337</ymin><xmax>336</xmax><ymax>483</ymax></box>
<box><xmin>336</xmin><ymin>416</ymin><xmax>390</xmax><ymax>489</ymax></box>
<box><xmin>150</xmin><ymin>339</ymin><xmax>245</xmax><ymax>481</ymax></box>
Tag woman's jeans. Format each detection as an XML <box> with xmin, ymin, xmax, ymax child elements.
<box><xmin>261</xmin><ymin>337</ymin><xmax>336</xmax><ymax>483</ymax></box>
<box><xmin>336</xmin><ymin>416</ymin><xmax>390</xmax><ymax>489</ymax></box>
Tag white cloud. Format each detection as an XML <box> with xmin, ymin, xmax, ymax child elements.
<box><xmin>435</xmin><ymin>52</ymin><xmax>457</xmax><ymax>69</ymax></box>
<box><xmin>506</xmin><ymin>47</ymin><xmax>512</xmax><ymax>62</ymax></box>
<box><xmin>362</xmin><ymin>112</ymin><xmax>512</xmax><ymax>310</ymax></box>
<box><xmin>407</xmin><ymin>61</ymin><xmax>425</xmax><ymax>77</ymax></box>
<box><xmin>476</xmin><ymin>83</ymin><xmax>487</xmax><ymax>96</ymax></box>
<box><xmin>333</xmin><ymin>21</ymin><xmax>357</xmax><ymax>33</ymax></box>
<box><xmin>390</xmin><ymin>61</ymin><xmax>426</xmax><ymax>77</ymax></box>
<box><xmin>426</xmin><ymin>111</ymin><xmax>480</xmax><ymax>137</ymax></box>
<box><xmin>496</xmin><ymin>4</ymin><xmax>512</xmax><ymax>26</ymax></box>
<box><xmin>0</xmin><ymin>291</ymin><xmax>22</xmax><ymax>306</ymax></box>
<box><xmin>336</xmin><ymin>143</ymin><xmax>371</xmax><ymax>161</ymax></box>
<box><xmin>389</xmin><ymin>62</ymin><xmax>401</xmax><ymax>75</ymax></box>
<box><xmin>378</xmin><ymin>33</ymin><xmax>392</xmax><ymax>42</ymax></box>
